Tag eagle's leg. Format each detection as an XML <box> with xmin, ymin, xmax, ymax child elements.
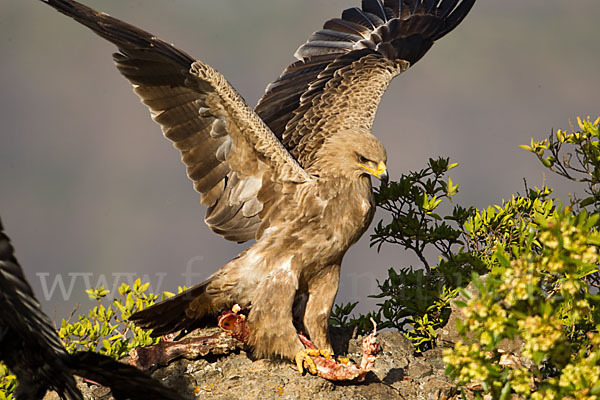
<box><xmin>302</xmin><ymin>263</ymin><xmax>340</xmax><ymax>352</ymax></box>
<box><xmin>247</xmin><ymin>268</ymin><xmax>305</xmax><ymax>360</ymax></box>
<box><xmin>292</xmin><ymin>264</ymin><xmax>340</xmax><ymax>375</ymax></box>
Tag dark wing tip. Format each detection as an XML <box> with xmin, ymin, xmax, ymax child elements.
<box><xmin>40</xmin><ymin>0</ymin><xmax>195</xmax><ymax>67</ymax></box>
<box><xmin>294</xmin><ymin>0</ymin><xmax>476</xmax><ymax>64</ymax></box>
<box><xmin>68</xmin><ymin>352</ymin><xmax>184</xmax><ymax>400</ymax></box>
<box><xmin>256</xmin><ymin>0</ymin><xmax>476</xmax><ymax>136</ymax></box>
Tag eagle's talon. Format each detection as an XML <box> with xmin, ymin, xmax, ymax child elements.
<box><xmin>295</xmin><ymin>348</ymin><xmax>321</xmax><ymax>374</ymax></box>
<box><xmin>295</xmin><ymin>347</ymin><xmax>334</xmax><ymax>374</ymax></box>
<box><xmin>296</xmin><ymin>319</ymin><xmax>381</xmax><ymax>381</ymax></box>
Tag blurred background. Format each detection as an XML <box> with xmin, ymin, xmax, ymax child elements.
<box><xmin>1</xmin><ymin>0</ymin><xmax>598</xmax><ymax>321</ymax></box>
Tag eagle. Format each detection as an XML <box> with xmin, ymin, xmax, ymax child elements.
<box><xmin>0</xmin><ymin>218</ymin><xmax>185</xmax><ymax>399</ymax></box>
<box><xmin>39</xmin><ymin>0</ymin><xmax>475</xmax><ymax>366</ymax></box>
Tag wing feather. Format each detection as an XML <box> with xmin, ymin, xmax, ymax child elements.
<box><xmin>42</xmin><ymin>0</ymin><xmax>311</xmax><ymax>242</ymax></box>
<box><xmin>255</xmin><ymin>0</ymin><xmax>476</xmax><ymax>164</ymax></box>
<box><xmin>362</xmin><ymin>0</ymin><xmax>389</xmax><ymax>20</ymax></box>
<box><xmin>42</xmin><ymin>0</ymin><xmax>474</xmax><ymax>240</ymax></box>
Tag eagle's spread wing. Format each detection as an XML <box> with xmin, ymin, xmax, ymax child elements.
<box><xmin>43</xmin><ymin>0</ymin><xmax>311</xmax><ymax>242</ymax></box>
<box><xmin>42</xmin><ymin>0</ymin><xmax>474</xmax><ymax>241</ymax></box>
<box><xmin>0</xmin><ymin>219</ymin><xmax>185</xmax><ymax>399</ymax></box>
<box><xmin>255</xmin><ymin>0</ymin><xmax>475</xmax><ymax>167</ymax></box>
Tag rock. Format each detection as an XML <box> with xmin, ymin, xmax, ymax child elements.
<box><xmin>435</xmin><ymin>280</ymin><xmax>477</xmax><ymax>348</ymax></box>
<box><xmin>46</xmin><ymin>326</ymin><xmax>466</xmax><ymax>400</ymax></box>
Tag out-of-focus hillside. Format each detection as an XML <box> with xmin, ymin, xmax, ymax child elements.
<box><xmin>1</xmin><ymin>0</ymin><xmax>598</xmax><ymax>320</ymax></box>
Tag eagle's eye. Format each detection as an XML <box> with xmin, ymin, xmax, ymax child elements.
<box><xmin>358</xmin><ymin>155</ymin><xmax>369</xmax><ymax>164</ymax></box>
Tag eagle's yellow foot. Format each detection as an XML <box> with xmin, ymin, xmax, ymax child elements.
<box><xmin>295</xmin><ymin>318</ymin><xmax>381</xmax><ymax>381</ymax></box>
<box><xmin>295</xmin><ymin>348</ymin><xmax>333</xmax><ymax>374</ymax></box>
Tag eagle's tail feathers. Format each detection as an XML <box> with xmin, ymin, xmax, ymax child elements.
<box><xmin>128</xmin><ymin>280</ymin><xmax>212</xmax><ymax>337</ymax></box>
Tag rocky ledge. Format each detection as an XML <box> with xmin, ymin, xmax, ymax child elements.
<box><xmin>44</xmin><ymin>326</ymin><xmax>463</xmax><ymax>400</ymax></box>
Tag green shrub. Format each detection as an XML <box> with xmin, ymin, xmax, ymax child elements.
<box><xmin>58</xmin><ymin>278</ymin><xmax>174</xmax><ymax>358</ymax></box>
<box><xmin>522</xmin><ymin>116</ymin><xmax>600</xmax><ymax>212</ymax></box>
<box><xmin>444</xmin><ymin>206</ymin><xmax>600</xmax><ymax>399</ymax></box>
<box><xmin>444</xmin><ymin>116</ymin><xmax>600</xmax><ymax>399</ymax></box>
<box><xmin>333</xmin><ymin>117</ymin><xmax>600</xmax><ymax>398</ymax></box>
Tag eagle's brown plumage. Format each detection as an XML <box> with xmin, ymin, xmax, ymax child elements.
<box><xmin>0</xmin><ymin>218</ymin><xmax>185</xmax><ymax>399</ymax></box>
<box><xmin>39</xmin><ymin>0</ymin><xmax>475</xmax><ymax>361</ymax></box>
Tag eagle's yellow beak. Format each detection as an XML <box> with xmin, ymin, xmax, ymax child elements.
<box><xmin>360</xmin><ymin>161</ymin><xmax>388</xmax><ymax>184</ymax></box>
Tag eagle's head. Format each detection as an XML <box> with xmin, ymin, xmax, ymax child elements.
<box><xmin>315</xmin><ymin>130</ymin><xmax>388</xmax><ymax>184</ymax></box>
<box><xmin>355</xmin><ymin>134</ymin><xmax>388</xmax><ymax>184</ymax></box>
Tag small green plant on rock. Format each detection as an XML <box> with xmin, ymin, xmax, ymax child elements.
<box><xmin>58</xmin><ymin>278</ymin><xmax>170</xmax><ymax>358</ymax></box>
